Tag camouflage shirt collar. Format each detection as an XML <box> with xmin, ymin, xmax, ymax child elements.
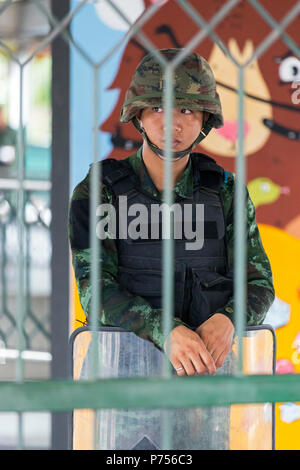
<box><xmin>128</xmin><ymin>146</ymin><xmax>193</xmax><ymax>199</ymax></box>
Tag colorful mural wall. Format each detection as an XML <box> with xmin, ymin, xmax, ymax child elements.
<box><xmin>70</xmin><ymin>0</ymin><xmax>300</xmax><ymax>449</ymax></box>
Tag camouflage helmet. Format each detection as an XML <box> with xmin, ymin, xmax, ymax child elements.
<box><xmin>120</xmin><ymin>48</ymin><xmax>224</xmax><ymax>131</ymax></box>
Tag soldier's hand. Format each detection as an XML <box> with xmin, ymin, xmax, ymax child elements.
<box><xmin>163</xmin><ymin>325</ymin><xmax>216</xmax><ymax>376</ymax></box>
<box><xmin>195</xmin><ymin>313</ymin><xmax>234</xmax><ymax>370</ymax></box>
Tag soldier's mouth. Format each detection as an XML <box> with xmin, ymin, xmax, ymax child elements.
<box><xmin>111</xmin><ymin>127</ymin><xmax>187</xmax><ymax>152</ymax></box>
<box><xmin>162</xmin><ymin>139</ymin><xmax>182</xmax><ymax>147</ymax></box>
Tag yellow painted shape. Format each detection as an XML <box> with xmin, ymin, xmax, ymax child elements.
<box><xmin>71</xmin><ymin>266</ymin><xmax>87</xmax><ymax>331</ymax></box>
<box><xmin>247</xmin><ymin>177</ymin><xmax>281</xmax><ymax>208</ymax></box>
<box><xmin>72</xmin><ymin>331</ymin><xmax>94</xmax><ymax>450</ymax></box>
<box><xmin>230</xmin><ymin>404</ymin><xmax>273</xmax><ymax>450</ymax></box>
<box><xmin>230</xmin><ymin>330</ymin><xmax>274</xmax><ymax>449</ymax></box>
<box><xmin>258</xmin><ymin>224</ymin><xmax>300</xmax><ymax>450</ymax></box>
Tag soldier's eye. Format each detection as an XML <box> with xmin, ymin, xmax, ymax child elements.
<box><xmin>181</xmin><ymin>108</ymin><xmax>192</xmax><ymax>114</ymax></box>
<box><xmin>152</xmin><ymin>106</ymin><xmax>163</xmax><ymax>113</ymax></box>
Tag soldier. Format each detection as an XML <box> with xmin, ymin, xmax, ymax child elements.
<box><xmin>69</xmin><ymin>49</ymin><xmax>275</xmax><ymax>449</ymax></box>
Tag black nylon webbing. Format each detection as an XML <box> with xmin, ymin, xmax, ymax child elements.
<box><xmin>100</xmin><ymin>158</ymin><xmax>140</xmax><ymax>198</ymax></box>
<box><xmin>99</xmin><ymin>153</ymin><xmax>225</xmax><ymax>198</ymax></box>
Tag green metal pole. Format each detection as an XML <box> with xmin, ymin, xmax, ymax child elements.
<box><xmin>16</xmin><ymin>63</ymin><xmax>26</xmax><ymax>450</ymax></box>
<box><xmin>0</xmin><ymin>374</ymin><xmax>299</xmax><ymax>412</ymax></box>
<box><xmin>161</xmin><ymin>64</ymin><xmax>175</xmax><ymax>450</ymax></box>
<box><xmin>234</xmin><ymin>65</ymin><xmax>247</xmax><ymax>375</ymax></box>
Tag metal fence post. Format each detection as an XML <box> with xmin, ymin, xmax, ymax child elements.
<box><xmin>50</xmin><ymin>0</ymin><xmax>70</xmax><ymax>451</ymax></box>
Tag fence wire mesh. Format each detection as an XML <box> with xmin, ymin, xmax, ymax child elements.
<box><xmin>0</xmin><ymin>0</ymin><xmax>299</xmax><ymax>450</ymax></box>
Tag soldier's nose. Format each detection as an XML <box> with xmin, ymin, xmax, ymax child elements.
<box><xmin>163</xmin><ymin>119</ymin><xmax>182</xmax><ymax>133</ymax></box>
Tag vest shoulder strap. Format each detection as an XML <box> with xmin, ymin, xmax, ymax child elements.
<box><xmin>89</xmin><ymin>158</ymin><xmax>139</xmax><ymax>198</ymax></box>
<box><xmin>190</xmin><ymin>152</ymin><xmax>225</xmax><ymax>191</ymax></box>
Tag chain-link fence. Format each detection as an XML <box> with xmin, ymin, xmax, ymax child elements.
<box><xmin>0</xmin><ymin>0</ymin><xmax>299</xmax><ymax>450</ymax></box>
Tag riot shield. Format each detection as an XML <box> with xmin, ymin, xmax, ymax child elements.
<box><xmin>69</xmin><ymin>325</ymin><xmax>275</xmax><ymax>450</ymax></box>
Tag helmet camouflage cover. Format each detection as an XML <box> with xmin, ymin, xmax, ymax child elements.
<box><xmin>120</xmin><ymin>48</ymin><xmax>224</xmax><ymax>130</ymax></box>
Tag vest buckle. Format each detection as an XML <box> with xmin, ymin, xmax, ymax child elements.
<box><xmin>105</xmin><ymin>168</ymin><xmax>130</xmax><ymax>185</ymax></box>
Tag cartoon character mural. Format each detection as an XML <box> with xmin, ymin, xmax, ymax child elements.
<box><xmin>71</xmin><ymin>0</ymin><xmax>300</xmax><ymax>449</ymax></box>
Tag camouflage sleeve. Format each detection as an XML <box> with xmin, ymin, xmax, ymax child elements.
<box><xmin>216</xmin><ymin>173</ymin><xmax>275</xmax><ymax>325</ymax></box>
<box><xmin>68</xmin><ymin>172</ymin><xmax>188</xmax><ymax>351</ymax></box>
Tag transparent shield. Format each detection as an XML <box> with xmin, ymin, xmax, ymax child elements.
<box><xmin>71</xmin><ymin>326</ymin><xmax>275</xmax><ymax>450</ymax></box>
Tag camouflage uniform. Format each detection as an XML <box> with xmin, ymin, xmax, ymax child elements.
<box><xmin>68</xmin><ymin>145</ymin><xmax>275</xmax><ymax>350</ymax></box>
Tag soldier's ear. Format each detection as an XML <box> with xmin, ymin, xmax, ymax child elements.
<box><xmin>203</xmin><ymin>111</ymin><xmax>209</xmax><ymax>122</ymax></box>
<box><xmin>136</xmin><ymin>110</ymin><xmax>144</xmax><ymax>129</ymax></box>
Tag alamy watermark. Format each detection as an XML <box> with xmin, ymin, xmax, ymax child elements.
<box><xmin>96</xmin><ymin>196</ymin><xmax>205</xmax><ymax>251</ymax></box>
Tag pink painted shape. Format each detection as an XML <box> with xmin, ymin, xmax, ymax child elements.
<box><xmin>216</xmin><ymin>120</ymin><xmax>250</xmax><ymax>142</ymax></box>
<box><xmin>149</xmin><ymin>0</ymin><xmax>169</xmax><ymax>3</ymax></box>
<box><xmin>276</xmin><ymin>359</ymin><xmax>295</xmax><ymax>374</ymax></box>
<box><xmin>280</xmin><ymin>186</ymin><xmax>291</xmax><ymax>195</ymax></box>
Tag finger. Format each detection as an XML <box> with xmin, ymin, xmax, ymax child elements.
<box><xmin>204</xmin><ymin>342</ymin><xmax>219</xmax><ymax>362</ymax></box>
<box><xmin>173</xmin><ymin>362</ymin><xmax>186</xmax><ymax>376</ymax></box>
<box><xmin>215</xmin><ymin>347</ymin><xmax>230</xmax><ymax>369</ymax></box>
<box><xmin>197</xmin><ymin>342</ymin><xmax>216</xmax><ymax>375</ymax></box>
<box><xmin>179</xmin><ymin>356</ymin><xmax>197</xmax><ymax>376</ymax></box>
<box><xmin>206</xmin><ymin>337</ymin><xmax>231</xmax><ymax>366</ymax></box>
<box><xmin>189</xmin><ymin>354</ymin><xmax>209</xmax><ymax>375</ymax></box>
<box><xmin>211</xmin><ymin>348</ymin><xmax>221</xmax><ymax>365</ymax></box>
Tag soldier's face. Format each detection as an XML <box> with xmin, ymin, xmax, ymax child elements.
<box><xmin>139</xmin><ymin>107</ymin><xmax>205</xmax><ymax>152</ymax></box>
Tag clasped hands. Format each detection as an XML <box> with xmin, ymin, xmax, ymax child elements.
<box><xmin>163</xmin><ymin>313</ymin><xmax>234</xmax><ymax>376</ymax></box>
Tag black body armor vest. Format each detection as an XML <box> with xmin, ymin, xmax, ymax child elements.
<box><xmin>99</xmin><ymin>153</ymin><xmax>233</xmax><ymax>328</ymax></box>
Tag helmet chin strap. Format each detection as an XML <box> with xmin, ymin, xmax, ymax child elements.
<box><xmin>132</xmin><ymin>115</ymin><xmax>214</xmax><ymax>159</ymax></box>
